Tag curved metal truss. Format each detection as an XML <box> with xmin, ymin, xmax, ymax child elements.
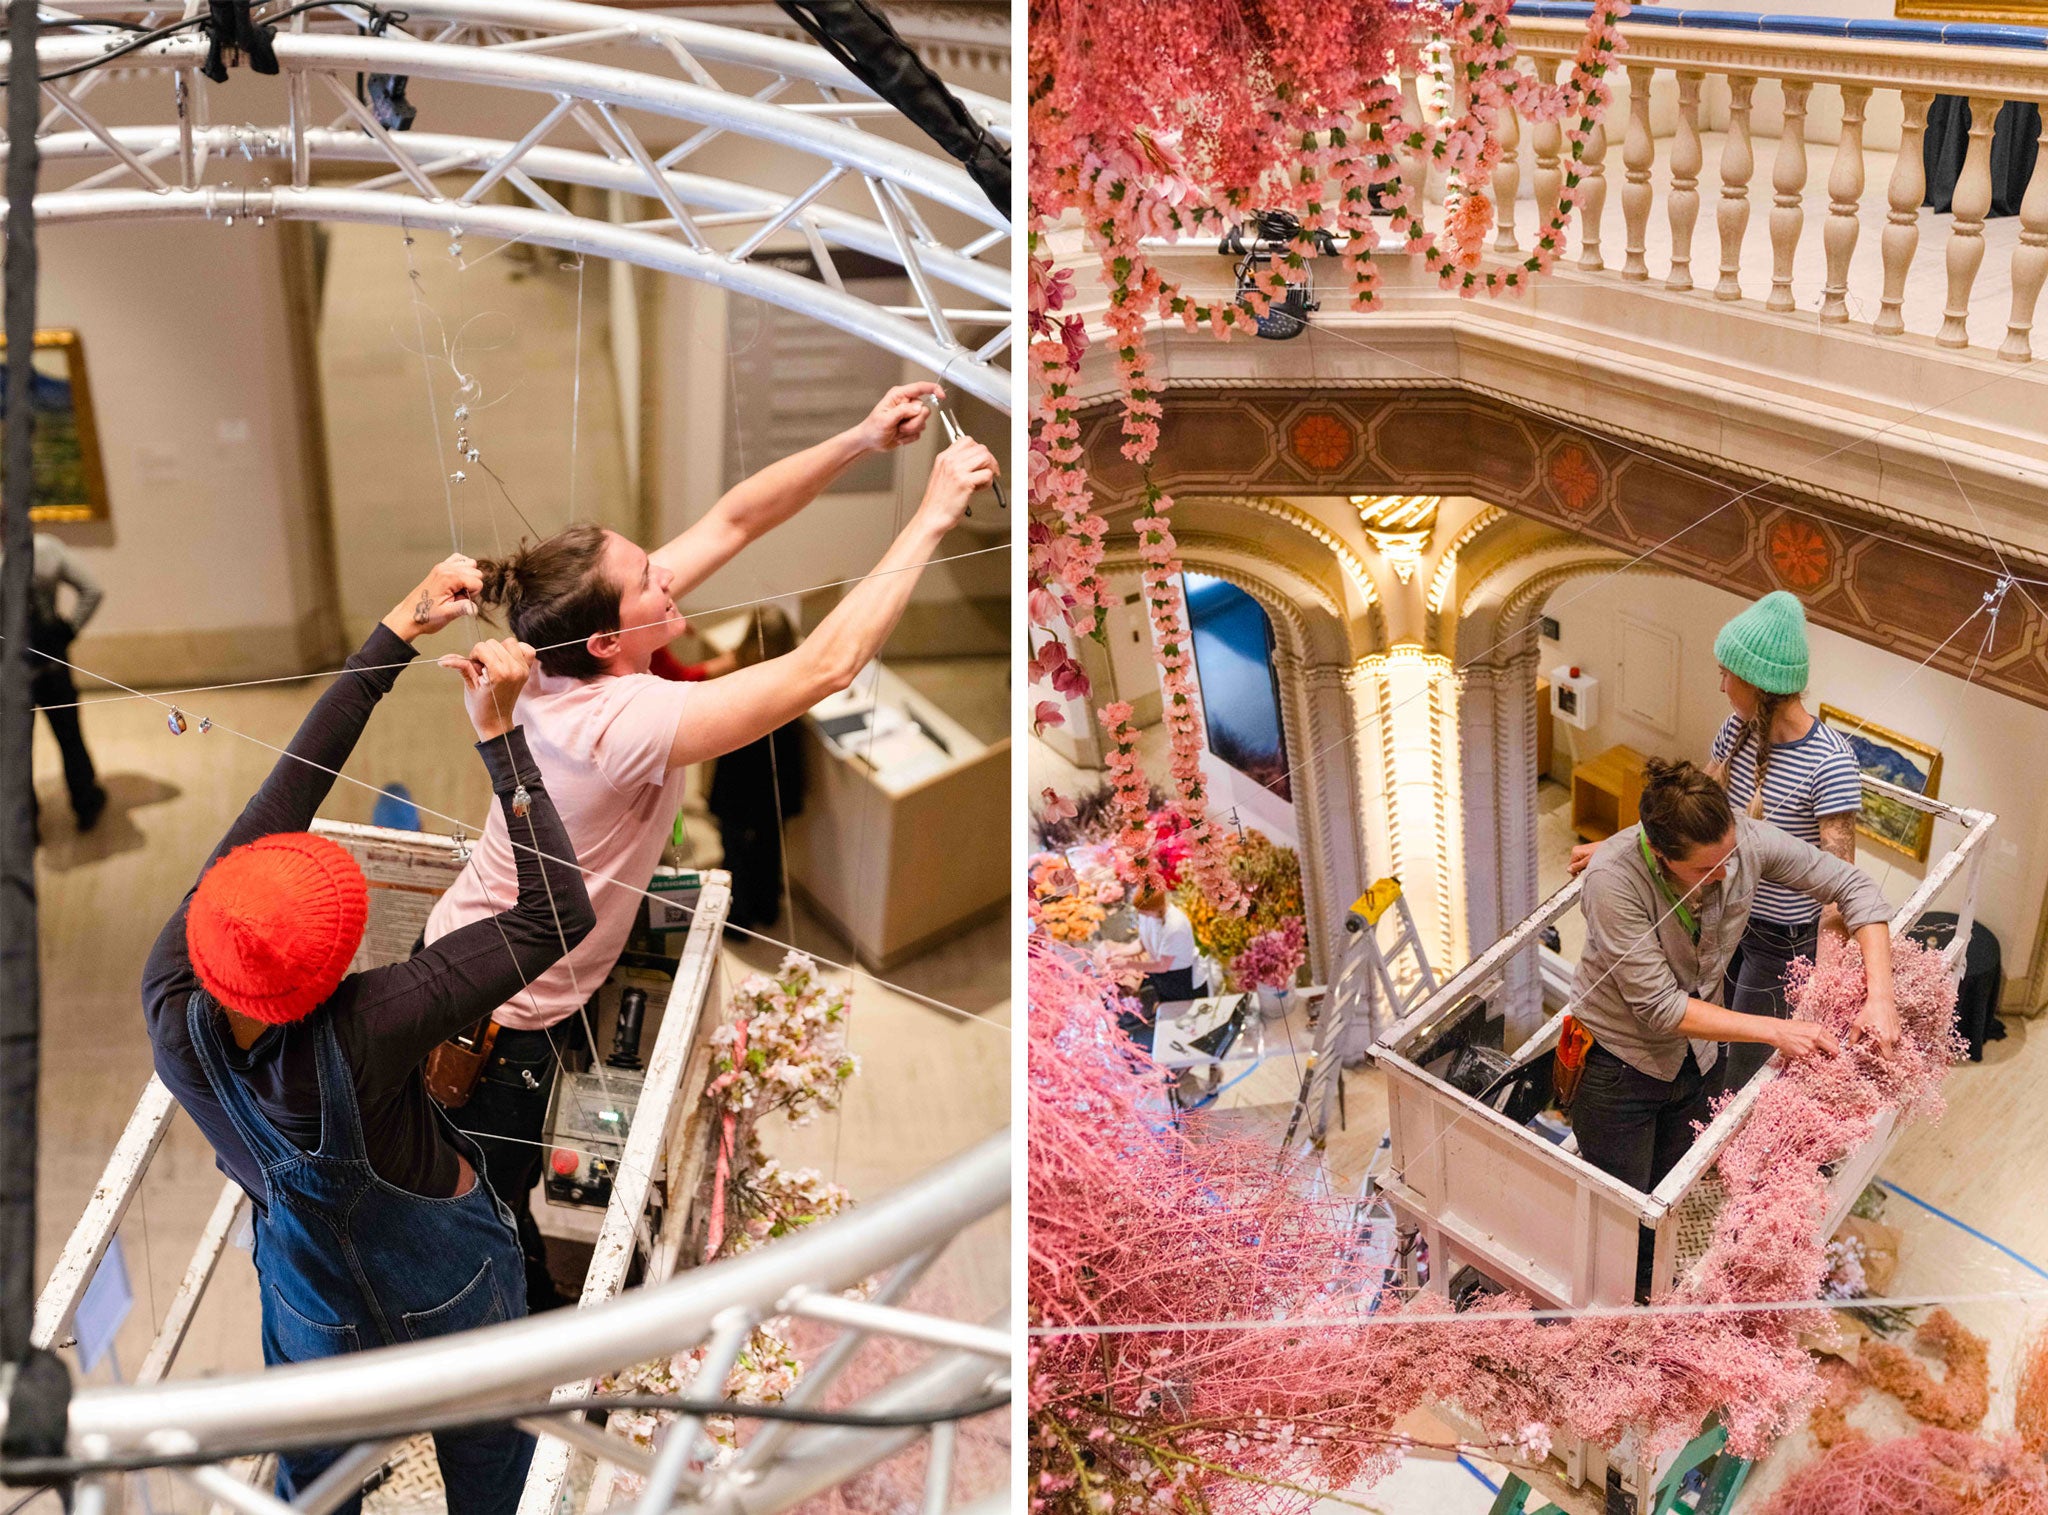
<box><xmin>6</xmin><ymin>0</ymin><xmax>1013</xmax><ymax>409</ymax></box>
<box><xmin>14</xmin><ymin>1135</ymin><xmax>1011</xmax><ymax>1515</ymax></box>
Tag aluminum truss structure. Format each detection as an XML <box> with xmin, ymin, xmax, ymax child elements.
<box><xmin>2</xmin><ymin>0</ymin><xmax>1013</xmax><ymax>409</ymax></box>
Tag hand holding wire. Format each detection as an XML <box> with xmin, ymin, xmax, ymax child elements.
<box><xmin>859</xmin><ymin>381</ymin><xmax>943</xmax><ymax>450</ymax></box>
<box><xmin>441</xmin><ymin>637</ymin><xmax>536</xmax><ymax>742</ymax></box>
<box><xmin>392</xmin><ymin>553</ymin><xmax>483</xmax><ymax>641</ymax></box>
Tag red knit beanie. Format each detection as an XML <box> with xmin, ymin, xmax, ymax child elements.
<box><xmin>186</xmin><ymin>833</ymin><xmax>369</xmax><ymax>1024</ymax></box>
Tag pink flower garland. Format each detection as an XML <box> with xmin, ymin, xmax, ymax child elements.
<box><xmin>1027</xmin><ymin>0</ymin><xmax>1628</xmax><ymax>890</ymax></box>
<box><xmin>1030</xmin><ymin>935</ymin><xmax>1965</xmax><ymax>1510</ymax></box>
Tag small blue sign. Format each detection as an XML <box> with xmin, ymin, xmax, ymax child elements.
<box><xmin>75</xmin><ymin>1233</ymin><xmax>134</xmax><ymax>1375</ymax></box>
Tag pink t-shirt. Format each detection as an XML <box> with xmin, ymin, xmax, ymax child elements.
<box><xmin>426</xmin><ymin>668</ymin><xmax>692</xmax><ymax>1031</ymax></box>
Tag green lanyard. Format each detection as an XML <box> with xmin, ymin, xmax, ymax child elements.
<box><xmin>1638</xmin><ymin>831</ymin><xmax>1701</xmax><ymax>945</ymax></box>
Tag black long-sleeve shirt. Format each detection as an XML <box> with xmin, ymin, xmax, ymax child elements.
<box><xmin>142</xmin><ymin>624</ymin><xmax>596</xmax><ymax>1205</ymax></box>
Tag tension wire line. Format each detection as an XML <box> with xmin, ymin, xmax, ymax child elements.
<box><xmin>568</xmin><ymin>253</ymin><xmax>585</xmax><ymax>529</ymax></box>
<box><xmin>402</xmin><ymin>222</ymin><xmax>462</xmax><ymax>553</ymax></box>
<box><xmin>1026</xmin><ymin>1286</ymin><xmax>2048</xmax><ymax>1336</ymax></box>
<box><xmin>33</xmin><ymin>543</ymin><xmax>1013</xmax><ymax>712</ymax></box>
<box><xmin>21</xmin><ymin>638</ymin><xmax>1010</xmax><ymax>1032</ymax></box>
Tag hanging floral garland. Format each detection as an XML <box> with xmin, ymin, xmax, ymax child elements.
<box><xmin>1029</xmin><ymin>934</ymin><xmax>1965</xmax><ymax>1511</ymax></box>
<box><xmin>1027</xmin><ymin>0</ymin><xmax>1628</xmax><ymax>890</ymax></box>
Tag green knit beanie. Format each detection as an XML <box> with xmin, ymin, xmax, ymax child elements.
<box><xmin>1714</xmin><ymin>591</ymin><xmax>1809</xmax><ymax>695</ymax></box>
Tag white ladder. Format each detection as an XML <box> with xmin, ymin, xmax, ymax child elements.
<box><xmin>1290</xmin><ymin>879</ymin><xmax>1438</xmax><ymax>1148</ymax></box>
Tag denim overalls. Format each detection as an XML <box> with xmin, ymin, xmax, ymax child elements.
<box><xmin>187</xmin><ymin>993</ymin><xmax>537</xmax><ymax>1515</ymax></box>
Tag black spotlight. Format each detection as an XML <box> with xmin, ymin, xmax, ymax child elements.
<box><xmin>1220</xmin><ymin>210</ymin><xmax>1332</xmax><ymax>341</ymax></box>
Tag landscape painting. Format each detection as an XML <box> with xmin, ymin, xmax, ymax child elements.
<box><xmin>1818</xmin><ymin>704</ymin><xmax>1943</xmax><ymax>863</ymax></box>
<box><xmin>0</xmin><ymin>329</ymin><xmax>110</xmax><ymax>523</ymax></box>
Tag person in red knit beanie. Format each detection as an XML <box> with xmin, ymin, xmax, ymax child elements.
<box><xmin>141</xmin><ymin>556</ymin><xmax>595</xmax><ymax>1515</ymax></box>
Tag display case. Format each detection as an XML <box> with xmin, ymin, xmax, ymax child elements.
<box><xmin>787</xmin><ymin>661</ymin><xmax>1009</xmax><ymax>969</ymax></box>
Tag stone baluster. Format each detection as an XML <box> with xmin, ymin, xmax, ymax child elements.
<box><xmin>1940</xmin><ymin>95</ymin><xmax>2001</xmax><ymax>349</ymax></box>
<box><xmin>1580</xmin><ymin>118</ymin><xmax>1609</xmax><ymax>271</ymax></box>
<box><xmin>1494</xmin><ymin>88</ymin><xmax>1521</xmax><ymax>253</ymax></box>
<box><xmin>1820</xmin><ymin>85</ymin><xmax>1870</xmax><ymax>324</ymax></box>
<box><xmin>1667</xmin><ymin>71</ymin><xmax>1704</xmax><ymax>291</ymax></box>
<box><xmin>1768</xmin><ymin>80</ymin><xmax>1812</xmax><ymax>313</ymax></box>
<box><xmin>1715</xmin><ymin>76</ymin><xmax>1756</xmax><ymax>301</ymax></box>
<box><xmin>1400</xmin><ymin>64</ymin><xmax>1432</xmax><ymax>212</ymax></box>
<box><xmin>1877</xmin><ymin>92</ymin><xmax>1932</xmax><ymax>337</ymax></box>
<box><xmin>1622</xmin><ymin>65</ymin><xmax>1654</xmax><ymax>281</ymax></box>
<box><xmin>2001</xmin><ymin>113</ymin><xmax>2048</xmax><ymax>360</ymax></box>
<box><xmin>1533</xmin><ymin>58</ymin><xmax>1564</xmax><ymax>230</ymax></box>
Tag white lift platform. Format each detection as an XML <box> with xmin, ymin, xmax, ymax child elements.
<box><xmin>1366</xmin><ymin>777</ymin><xmax>1996</xmax><ymax>1505</ymax></box>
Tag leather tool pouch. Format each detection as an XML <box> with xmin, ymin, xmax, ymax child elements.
<box><xmin>425</xmin><ymin>1018</ymin><xmax>499</xmax><ymax>1109</ymax></box>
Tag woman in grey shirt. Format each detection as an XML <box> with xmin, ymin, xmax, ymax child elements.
<box><xmin>1571</xmin><ymin>759</ymin><xmax>1900</xmax><ymax>1295</ymax></box>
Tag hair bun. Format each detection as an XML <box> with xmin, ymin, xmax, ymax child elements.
<box><xmin>1642</xmin><ymin>756</ymin><xmax>1695</xmax><ymax>785</ymax></box>
<box><xmin>474</xmin><ymin>547</ymin><xmax>526</xmax><ymax>614</ymax></box>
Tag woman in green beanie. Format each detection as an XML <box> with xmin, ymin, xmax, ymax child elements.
<box><xmin>1705</xmin><ymin>590</ymin><xmax>1872</xmax><ymax>1086</ymax></box>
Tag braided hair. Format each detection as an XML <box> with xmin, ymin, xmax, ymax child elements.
<box><xmin>1724</xmin><ymin>687</ymin><xmax>1793</xmax><ymax>822</ymax></box>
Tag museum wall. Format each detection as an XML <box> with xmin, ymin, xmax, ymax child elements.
<box><xmin>1542</xmin><ymin>570</ymin><xmax>2048</xmax><ymax>1003</ymax></box>
<box><xmin>26</xmin><ymin>219</ymin><xmax>338</xmax><ymax>686</ymax></box>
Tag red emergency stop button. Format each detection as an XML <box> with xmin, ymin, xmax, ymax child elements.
<box><xmin>550</xmin><ymin>1148</ymin><xmax>578</xmax><ymax>1176</ymax></box>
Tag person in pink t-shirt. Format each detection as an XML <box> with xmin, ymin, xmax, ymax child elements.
<box><xmin>423</xmin><ymin>381</ymin><xmax>995</xmax><ymax>1307</ymax></box>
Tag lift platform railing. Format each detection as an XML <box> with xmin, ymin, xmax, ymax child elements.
<box><xmin>1368</xmin><ymin>779</ymin><xmax>1994</xmax><ymax>1495</ymax></box>
<box><xmin>24</xmin><ymin>824</ymin><xmax>753</xmax><ymax>1512</ymax></box>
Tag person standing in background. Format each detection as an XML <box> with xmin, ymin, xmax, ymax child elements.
<box><xmin>4</xmin><ymin>530</ymin><xmax>108</xmax><ymax>832</ymax></box>
<box><xmin>1705</xmin><ymin>592</ymin><xmax>1865</xmax><ymax>1088</ymax></box>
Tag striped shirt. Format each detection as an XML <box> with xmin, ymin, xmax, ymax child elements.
<box><xmin>1710</xmin><ymin>711</ymin><xmax>1863</xmax><ymax>926</ymax></box>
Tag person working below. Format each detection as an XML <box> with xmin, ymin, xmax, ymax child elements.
<box><xmin>1570</xmin><ymin>758</ymin><xmax>1899</xmax><ymax>1297</ymax></box>
<box><xmin>1131</xmin><ymin>884</ymin><xmax>1204</xmax><ymax>1003</ymax></box>
<box><xmin>5</xmin><ymin>530</ymin><xmax>109</xmax><ymax>833</ymax></box>
<box><xmin>425</xmin><ymin>384</ymin><xmax>996</xmax><ymax>1310</ymax></box>
<box><xmin>142</xmin><ymin>556</ymin><xmax>595</xmax><ymax>1515</ymax></box>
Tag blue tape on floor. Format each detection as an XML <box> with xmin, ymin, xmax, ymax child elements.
<box><xmin>1458</xmin><ymin>1455</ymin><xmax>1502</xmax><ymax>1494</ymax></box>
<box><xmin>1877</xmin><ymin>1178</ymin><xmax>2048</xmax><ymax>1281</ymax></box>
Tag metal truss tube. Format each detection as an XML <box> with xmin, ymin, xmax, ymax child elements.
<box><xmin>21</xmin><ymin>127</ymin><xmax>1006</xmax><ymax>305</ymax></box>
<box><xmin>382</xmin><ymin>0</ymin><xmax>1010</xmax><ymax>135</ymax></box>
<box><xmin>22</xmin><ymin>31</ymin><xmax>1002</xmax><ymax>231</ymax></box>
<box><xmin>15</xmin><ymin>188</ymin><xmax>1009</xmax><ymax>409</ymax></box>
<box><xmin>715</xmin><ymin>1335</ymin><xmax>1006</xmax><ymax>1515</ymax></box>
<box><xmin>26</xmin><ymin>0</ymin><xmax>1010</xmax><ymax>134</ymax></box>
<box><xmin>29</xmin><ymin>1132</ymin><xmax>1007</xmax><ymax>1459</ymax></box>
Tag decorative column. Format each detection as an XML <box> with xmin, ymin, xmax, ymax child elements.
<box><xmin>1622</xmin><ymin>65</ymin><xmax>1654</xmax><ymax>281</ymax></box>
<box><xmin>1769</xmin><ymin>80</ymin><xmax>1812</xmax><ymax>313</ymax></box>
<box><xmin>2003</xmin><ymin>113</ymin><xmax>2048</xmax><ymax>361</ymax></box>
<box><xmin>1580</xmin><ymin>118</ymin><xmax>1609</xmax><ymax>272</ymax></box>
<box><xmin>1715</xmin><ymin>76</ymin><xmax>1756</xmax><ymax>301</ymax></box>
<box><xmin>1942</xmin><ymin>95</ymin><xmax>2002</xmax><ymax>348</ymax></box>
<box><xmin>1300</xmin><ymin>662</ymin><xmax>1372</xmax><ymax>985</ymax></box>
<box><xmin>1878</xmin><ymin>92</ymin><xmax>1933</xmax><ymax>336</ymax></box>
<box><xmin>1821</xmin><ymin>85</ymin><xmax>1871</xmax><ymax>324</ymax></box>
<box><xmin>1666</xmin><ymin>71</ymin><xmax>1704</xmax><ymax>292</ymax></box>
<box><xmin>1494</xmin><ymin>92</ymin><xmax>1522</xmax><ymax>253</ymax></box>
<box><xmin>1351</xmin><ymin>647</ymin><xmax>1466</xmax><ymax>984</ymax></box>
<box><xmin>1457</xmin><ymin>648</ymin><xmax>1545</xmax><ymax>1042</ymax></box>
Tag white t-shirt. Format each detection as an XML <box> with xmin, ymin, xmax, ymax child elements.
<box><xmin>426</xmin><ymin>668</ymin><xmax>693</xmax><ymax>1030</ymax></box>
<box><xmin>1136</xmin><ymin>905</ymin><xmax>1198</xmax><ymax>974</ymax></box>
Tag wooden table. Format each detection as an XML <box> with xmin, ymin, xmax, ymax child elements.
<box><xmin>1570</xmin><ymin>743</ymin><xmax>1646</xmax><ymax>844</ymax></box>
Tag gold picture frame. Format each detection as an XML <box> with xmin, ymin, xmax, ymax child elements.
<box><xmin>1896</xmin><ymin>0</ymin><xmax>2048</xmax><ymax>22</ymax></box>
<box><xmin>1817</xmin><ymin>704</ymin><xmax>1944</xmax><ymax>864</ymax></box>
<box><xmin>0</xmin><ymin>328</ymin><xmax>111</xmax><ymax>523</ymax></box>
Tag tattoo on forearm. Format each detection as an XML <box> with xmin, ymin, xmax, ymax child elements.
<box><xmin>1818</xmin><ymin>812</ymin><xmax>1857</xmax><ymax>863</ymax></box>
<box><xmin>413</xmin><ymin>590</ymin><xmax>434</xmax><ymax>625</ymax></box>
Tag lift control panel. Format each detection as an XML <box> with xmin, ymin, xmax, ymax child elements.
<box><xmin>542</xmin><ymin>1067</ymin><xmax>646</xmax><ymax>1210</ymax></box>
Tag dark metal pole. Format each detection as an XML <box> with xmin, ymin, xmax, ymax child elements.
<box><xmin>1</xmin><ymin>0</ymin><xmax>44</xmax><ymax>1368</ymax></box>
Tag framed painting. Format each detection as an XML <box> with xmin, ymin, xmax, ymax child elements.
<box><xmin>0</xmin><ymin>329</ymin><xmax>110</xmax><ymax>523</ymax></box>
<box><xmin>1817</xmin><ymin>704</ymin><xmax>1943</xmax><ymax>863</ymax></box>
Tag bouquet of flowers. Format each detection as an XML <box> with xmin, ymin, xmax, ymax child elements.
<box><xmin>1232</xmin><ymin>917</ymin><xmax>1306</xmax><ymax>991</ymax></box>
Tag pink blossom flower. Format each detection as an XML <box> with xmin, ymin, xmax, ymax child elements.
<box><xmin>1040</xmin><ymin>787</ymin><xmax>1078</xmax><ymax>825</ymax></box>
<box><xmin>1032</xmin><ymin>700</ymin><xmax>1066</xmax><ymax>734</ymax></box>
